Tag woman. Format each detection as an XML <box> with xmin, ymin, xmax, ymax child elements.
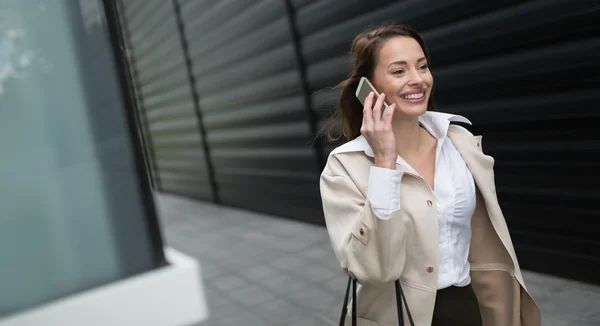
<box><xmin>320</xmin><ymin>23</ymin><xmax>541</xmax><ymax>326</ymax></box>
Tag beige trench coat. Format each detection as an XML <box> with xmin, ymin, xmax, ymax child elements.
<box><xmin>320</xmin><ymin>124</ymin><xmax>541</xmax><ymax>326</ymax></box>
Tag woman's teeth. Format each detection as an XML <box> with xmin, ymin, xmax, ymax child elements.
<box><xmin>402</xmin><ymin>93</ymin><xmax>424</xmax><ymax>100</ymax></box>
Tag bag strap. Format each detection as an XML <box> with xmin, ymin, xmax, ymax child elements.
<box><xmin>396</xmin><ymin>280</ymin><xmax>415</xmax><ymax>325</ymax></box>
<box><xmin>339</xmin><ymin>276</ymin><xmax>415</xmax><ymax>326</ymax></box>
<box><xmin>339</xmin><ymin>278</ymin><xmax>350</xmax><ymax>326</ymax></box>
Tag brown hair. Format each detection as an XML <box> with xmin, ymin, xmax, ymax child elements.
<box><xmin>326</xmin><ymin>23</ymin><xmax>434</xmax><ymax>142</ymax></box>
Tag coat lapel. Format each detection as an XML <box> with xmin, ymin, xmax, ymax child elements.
<box><xmin>447</xmin><ymin>125</ymin><xmax>525</xmax><ymax>286</ymax></box>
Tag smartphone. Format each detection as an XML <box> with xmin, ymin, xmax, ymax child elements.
<box><xmin>355</xmin><ymin>77</ymin><xmax>389</xmax><ymax>118</ymax></box>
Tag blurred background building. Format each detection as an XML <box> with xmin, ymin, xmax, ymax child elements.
<box><xmin>0</xmin><ymin>0</ymin><xmax>206</xmax><ymax>325</ymax></box>
<box><xmin>1</xmin><ymin>0</ymin><xmax>598</xmax><ymax>325</ymax></box>
<box><xmin>119</xmin><ymin>0</ymin><xmax>599</xmax><ymax>285</ymax></box>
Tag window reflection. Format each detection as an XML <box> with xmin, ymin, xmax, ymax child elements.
<box><xmin>0</xmin><ymin>0</ymin><xmax>159</xmax><ymax>317</ymax></box>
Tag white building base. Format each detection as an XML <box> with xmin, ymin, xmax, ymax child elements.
<box><xmin>0</xmin><ymin>247</ymin><xmax>208</xmax><ymax>326</ymax></box>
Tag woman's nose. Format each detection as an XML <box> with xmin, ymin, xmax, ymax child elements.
<box><xmin>407</xmin><ymin>69</ymin><xmax>424</xmax><ymax>85</ymax></box>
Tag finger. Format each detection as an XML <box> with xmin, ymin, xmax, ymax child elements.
<box><xmin>372</xmin><ymin>93</ymin><xmax>385</xmax><ymax>125</ymax></box>
<box><xmin>383</xmin><ymin>103</ymin><xmax>396</xmax><ymax>124</ymax></box>
<box><xmin>363</xmin><ymin>92</ymin><xmax>375</xmax><ymax>128</ymax></box>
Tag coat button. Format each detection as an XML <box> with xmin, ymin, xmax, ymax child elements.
<box><xmin>426</xmin><ymin>266</ymin><xmax>434</xmax><ymax>273</ymax></box>
<box><xmin>426</xmin><ymin>200</ymin><xmax>433</xmax><ymax>207</ymax></box>
<box><xmin>359</xmin><ymin>228</ymin><xmax>364</xmax><ymax>236</ymax></box>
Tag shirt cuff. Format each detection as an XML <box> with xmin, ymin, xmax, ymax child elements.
<box><xmin>367</xmin><ymin>166</ymin><xmax>403</xmax><ymax>220</ymax></box>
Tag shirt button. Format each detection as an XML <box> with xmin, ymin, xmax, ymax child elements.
<box><xmin>426</xmin><ymin>200</ymin><xmax>433</xmax><ymax>207</ymax></box>
<box><xmin>359</xmin><ymin>228</ymin><xmax>365</xmax><ymax>236</ymax></box>
<box><xmin>392</xmin><ymin>198</ymin><xmax>400</xmax><ymax>204</ymax></box>
<box><xmin>392</xmin><ymin>176</ymin><xmax>400</xmax><ymax>183</ymax></box>
<box><xmin>426</xmin><ymin>266</ymin><xmax>434</xmax><ymax>273</ymax></box>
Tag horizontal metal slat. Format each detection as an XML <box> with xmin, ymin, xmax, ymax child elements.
<box><xmin>202</xmin><ymin>96</ymin><xmax>306</xmax><ymax>130</ymax></box>
<box><xmin>211</xmin><ymin>147</ymin><xmax>317</xmax><ymax>171</ymax></box>
<box><xmin>138</xmin><ymin>71</ymin><xmax>189</xmax><ymax>99</ymax></box>
<box><xmin>159</xmin><ymin>183</ymin><xmax>213</xmax><ymax>201</ymax></box>
<box><xmin>210</xmin><ymin>147</ymin><xmax>314</xmax><ymax>160</ymax></box>
<box><xmin>495</xmin><ymin>170</ymin><xmax>595</xmax><ymax>192</ymax></box>
<box><xmin>148</xmin><ymin>117</ymin><xmax>199</xmax><ymax>133</ymax></box>
<box><xmin>134</xmin><ymin>39</ymin><xmax>184</xmax><ymax>73</ymax></box>
<box><xmin>145</xmin><ymin>104</ymin><xmax>196</xmax><ymax>122</ymax></box>
<box><xmin>477</xmin><ymin>120</ymin><xmax>596</xmax><ymax>142</ymax></box>
<box><xmin>216</xmin><ymin>179</ymin><xmax>320</xmax><ymax>200</ymax></box>
<box><xmin>152</xmin><ymin>141</ymin><xmax>204</xmax><ymax>152</ymax></box>
<box><xmin>150</xmin><ymin>130</ymin><xmax>202</xmax><ymax>144</ymax></box>
<box><xmin>158</xmin><ymin>167</ymin><xmax>211</xmax><ymax>179</ymax></box>
<box><xmin>433</xmin><ymin>38</ymin><xmax>600</xmax><ymax>95</ymax></box>
<box><xmin>179</xmin><ymin>0</ymin><xmax>219</xmax><ymax>22</ymax></box>
<box><xmin>185</xmin><ymin>0</ymin><xmax>286</xmax><ymax>58</ymax></box>
<box><xmin>207</xmin><ymin>121</ymin><xmax>311</xmax><ymax>147</ymax></box>
<box><xmin>497</xmin><ymin>188</ymin><xmax>599</xmax><ymax>210</ymax></box>
<box><xmin>183</xmin><ymin>1</ymin><xmax>255</xmax><ymax>44</ymax></box>
<box><xmin>306</xmin><ymin>55</ymin><xmax>347</xmax><ymax>92</ymax></box>
<box><xmin>143</xmin><ymin>87</ymin><xmax>192</xmax><ymax>111</ymax></box>
<box><xmin>300</xmin><ymin>0</ymin><xmax>526</xmax><ymax>65</ymax></box>
<box><xmin>195</xmin><ymin>44</ymin><xmax>297</xmax><ymax>94</ymax></box>
<box><xmin>290</xmin><ymin>0</ymin><xmax>317</xmax><ymax>10</ymax></box>
<box><xmin>423</xmin><ymin>0</ymin><xmax>600</xmax><ymax>65</ymax></box>
<box><xmin>189</xmin><ymin>18</ymin><xmax>290</xmax><ymax>77</ymax></box>
<box><xmin>502</xmin><ymin>204</ymin><xmax>598</xmax><ymax>237</ymax></box>
<box><xmin>124</xmin><ymin>0</ymin><xmax>166</xmax><ymax>33</ymax></box>
<box><xmin>213</xmin><ymin>167</ymin><xmax>316</xmax><ymax>181</ymax></box>
<box><xmin>153</xmin><ymin>147</ymin><xmax>206</xmax><ymax>158</ymax></box>
<box><xmin>136</xmin><ymin>63</ymin><xmax>188</xmax><ymax>91</ymax></box>
<box><xmin>484</xmin><ymin>142</ymin><xmax>598</xmax><ymax>160</ymax></box>
<box><xmin>512</xmin><ymin>230</ymin><xmax>599</xmax><ymax>260</ymax></box>
<box><xmin>128</xmin><ymin>11</ymin><xmax>177</xmax><ymax>50</ymax></box>
<box><xmin>122</xmin><ymin>0</ymin><xmax>147</xmax><ymax>18</ymax></box>
<box><xmin>156</xmin><ymin>158</ymin><xmax>208</xmax><ymax>171</ymax></box>
<box><xmin>199</xmin><ymin>70</ymin><xmax>302</xmax><ymax>111</ymax></box>
<box><xmin>311</xmin><ymin>87</ymin><xmax>340</xmax><ymax>117</ymax></box>
<box><xmin>157</xmin><ymin>166</ymin><xmax>209</xmax><ymax>178</ymax></box>
<box><xmin>445</xmin><ymin>90</ymin><xmax>599</xmax><ymax>124</ymax></box>
<box><xmin>485</xmin><ymin>152</ymin><xmax>596</xmax><ymax>167</ymax></box>
<box><xmin>296</xmin><ymin>0</ymin><xmax>393</xmax><ymax>37</ymax></box>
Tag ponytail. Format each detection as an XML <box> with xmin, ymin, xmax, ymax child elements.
<box><xmin>326</xmin><ymin>76</ymin><xmax>363</xmax><ymax>142</ymax></box>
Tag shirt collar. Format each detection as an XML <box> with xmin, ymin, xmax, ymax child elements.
<box><xmin>330</xmin><ymin>111</ymin><xmax>471</xmax><ymax>158</ymax></box>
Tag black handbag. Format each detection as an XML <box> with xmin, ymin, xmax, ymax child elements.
<box><xmin>338</xmin><ymin>276</ymin><xmax>415</xmax><ymax>326</ymax></box>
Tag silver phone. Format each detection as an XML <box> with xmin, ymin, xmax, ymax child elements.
<box><xmin>355</xmin><ymin>77</ymin><xmax>389</xmax><ymax>118</ymax></box>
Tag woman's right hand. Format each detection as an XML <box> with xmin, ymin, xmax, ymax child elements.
<box><xmin>360</xmin><ymin>92</ymin><xmax>398</xmax><ymax>169</ymax></box>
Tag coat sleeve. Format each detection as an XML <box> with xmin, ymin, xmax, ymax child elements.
<box><xmin>320</xmin><ymin>156</ymin><xmax>407</xmax><ymax>286</ymax></box>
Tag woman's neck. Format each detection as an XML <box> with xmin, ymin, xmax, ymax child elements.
<box><xmin>392</xmin><ymin>117</ymin><xmax>430</xmax><ymax>159</ymax></box>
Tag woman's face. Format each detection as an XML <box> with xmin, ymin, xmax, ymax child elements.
<box><xmin>371</xmin><ymin>36</ymin><xmax>433</xmax><ymax>119</ymax></box>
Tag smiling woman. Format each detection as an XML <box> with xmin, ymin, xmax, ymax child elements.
<box><xmin>327</xmin><ymin>24</ymin><xmax>435</xmax><ymax>143</ymax></box>
<box><xmin>320</xmin><ymin>23</ymin><xmax>541</xmax><ymax>326</ymax></box>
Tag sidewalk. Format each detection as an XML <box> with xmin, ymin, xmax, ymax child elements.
<box><xmin>156</xmin><ymin>193</ymin><xmax>600</xmax><ymax>326</ymax></box>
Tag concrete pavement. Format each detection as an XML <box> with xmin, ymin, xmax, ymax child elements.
<box><xmin>156</xmin><ymin>193</ymin><xmax>600</xmax><ymax>326</ymax></box>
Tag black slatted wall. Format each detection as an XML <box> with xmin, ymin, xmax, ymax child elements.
<box><xmin>178</xmin><ymin>0</ymin><xmax>322</xmax><ymax>222</ymax></box>
<box><xmin>120</xmin><ymin>0</ymin><xmax>599</xmax><ymax>284</ymax></box>
<box><xmin>120</xmin><ymin>0</ymin><xmax>215</xmax><ymax>201</ymax></box>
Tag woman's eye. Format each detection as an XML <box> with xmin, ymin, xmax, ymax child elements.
<box><xmin>419</xmin><ymin>65</ymin><xmax>429</xmax><ymax>70</ymax></box>
<box><xmin>393</xmin><ymin>70</ymin><xmax>405</xmax><ymax>75</ymax></box>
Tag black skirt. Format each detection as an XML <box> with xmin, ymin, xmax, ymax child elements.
<box><xmin>431</xmin><ymin>284</ymin><xmax>483</xmax><ymax>326</ymax></box>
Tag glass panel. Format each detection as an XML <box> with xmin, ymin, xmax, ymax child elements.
<box><xmin>0</xmin><ymin>0</ymin><xmax>160</xmax><ymax>317</ymax></box>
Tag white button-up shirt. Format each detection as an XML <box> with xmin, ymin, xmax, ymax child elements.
<box><xmin>330</xmin><ymin>111</ymin><xmax>477</xmax><ymax>289</ymax></box>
